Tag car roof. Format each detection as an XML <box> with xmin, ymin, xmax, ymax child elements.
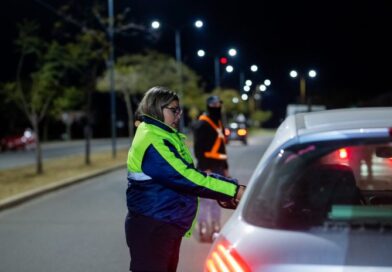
<box><xmin>262</xmin><ymin>107</ymin><xmax>392</xmax><ymax>163</ymax></box>
<box><xmin>294</xmin><ymin>107</ymin><xmax>392</xmax><ymax>134</ymax></box>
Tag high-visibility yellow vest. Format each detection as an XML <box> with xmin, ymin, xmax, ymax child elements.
<box><xmin>199</xmin><ymin>115</ymin><xmax>228</xmax><ymax>160</ymax></box>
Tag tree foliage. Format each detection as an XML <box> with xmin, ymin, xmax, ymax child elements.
<box><xmin>3</xmin><ymin>21</ymin><xmax>73</xmax><ymax>174</ymax></box>
<box><xmin>250</xmin><ymin>110</ymin><xmax>272</xmax><ymax>127</ymax></box>
<box><xmin>98</xmin><ymin>50</ymin><xmax>202</xmax><ymax>99</ymax></box>
<box><xmin>97</xmin><ymin>50</ymin><xmax>204</xmax><ymax>135</ymax></box>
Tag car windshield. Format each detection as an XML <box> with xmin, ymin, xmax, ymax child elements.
<box><xmin>244</xmin><ymin>139</ymin><xmax>392</xmax><ymax>230</ymax></box>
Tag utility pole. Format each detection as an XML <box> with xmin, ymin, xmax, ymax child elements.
<box><xmin>108</xmin><ymin>0</ymin><xmax>116</xmax><ymax>158</ymax></box>
<box><xmin>175</xmin><ymin>29</ymin><xmax>185</xmax><ymax>131</ymax></box>
<box><xmin>214</xmin><ymin>56</ymin><xmax>221</xmax><ymax>88</ymax></box>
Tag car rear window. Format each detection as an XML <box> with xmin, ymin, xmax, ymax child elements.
<box><xmin>243</xmin><ymin>139</ymin><xmax>392</xmax><ymax>230</ymax></box>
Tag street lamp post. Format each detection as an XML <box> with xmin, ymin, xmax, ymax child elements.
<box><xmin>214</xmin><ymin>48</ymin><xmax>260</xmax><ymax>93</ymax></box>
<box><xmin>239</xmin><ymin>71</ymin><xmax>245</xmax><ymax>92</ymax></box>
<box><xmin>196</xmin><ymin>48</ymin><xmax>236</xmax><ymax>89</ymax></box>
<box><xmin>151</xmin><ymin>20</ymin><xmax>203</xmax><ymax>90</ymax></box>
<box><xmin>175</xmin><ymin>30</ymin><xmax>182</xmax><ymax>92</ymax></box>
<box><xmin>224</xmin><ymin>62</ymin><xmax>267</xmax><ymax>118</ymax></box>
<box><xmin>214</xmin><ymin>56</ymin><xmax>220</xmax><ymax>88</ymax></box>
<box><xmin>151</xmin><ymin>20</ymin><xmax>203</xmax><ymax>130</ymax></box>
<box><xmin>107</xmin><ymin>0</ymin><xmax>116</xmax><ymax>158</ymax></box>
<box><xmin>290</xmin><ymin>69</ymin><xmax>317</xmax><ymax>109</ymax></box>
<box><xmin>253</xmin><ymin>79</ymin><xmax>271</xmax><ymax>110</ymax></box>
<box><xmin>225</xmin><ymin>63</ymin><xmax>259</xmax><ymax>93</ymax></box>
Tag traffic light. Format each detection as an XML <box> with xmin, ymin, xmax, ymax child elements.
<box><xmin>219</xmin><ymin>57</ymin><xmax>228</xmax><ymax>65</ymax></box>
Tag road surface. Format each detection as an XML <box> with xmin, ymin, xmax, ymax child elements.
<box><xmin>0</xmin><ymin>134</ymin><xmax>273</xmax><ymax>272</ymax></box>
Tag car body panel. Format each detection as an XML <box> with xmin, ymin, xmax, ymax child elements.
<box><xmin>262</xmin><ymin>107</ymin><xmax>392</xmax><ymax>165</ymax></box>
<box><xmin>220</xmin><ymin>218</ymin><xmax>392</xmax><ymax>271</ymax></box>
<box><xmin>206</xmin><ymin>107</ymin><xmax>392</xmax><ymax>272</ymax></box>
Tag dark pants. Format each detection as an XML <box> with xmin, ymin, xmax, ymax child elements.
<box><xmin>125</xmin><ymin>213</ymin><xmax>185</xmax><ymax>272</ymax></box>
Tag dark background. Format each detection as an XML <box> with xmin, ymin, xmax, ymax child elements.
<box><xmin>1</xmin><ymin>0</ymin><xmax>392</xmax><ymax>135</ymax></box>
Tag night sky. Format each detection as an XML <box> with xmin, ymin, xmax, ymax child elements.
<box><xmin>2</xmin><ymin>0</ymin><xmax>392</xmax><ymax>122</ymax></box>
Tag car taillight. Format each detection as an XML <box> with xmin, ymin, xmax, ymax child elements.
<box><xmin>205</xmin><ymin>236</ymin><xmax>250</xmax><ymax>272</ymax></box>
<box><xmin>237</xmin><ymin>129</ymin><xmax>247</xmax><ymax>136</ymax></box>
<box><xmin>338</xmin><ymin>148</ymin><xmax>348</xmax><ymax>159</ymax></box>
<box><xmin>225</xmin><ymin>128</ymin><xmax>231</xmax><ymax>136</ymax></box>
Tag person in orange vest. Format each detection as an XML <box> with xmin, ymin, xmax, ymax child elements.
<box><xmin>193</xmin><ymin>95</ymin><xmax>229</xmax><ymax>242</ymax></box>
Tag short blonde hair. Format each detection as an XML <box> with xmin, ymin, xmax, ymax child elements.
<box><xmin>137</xmin><ymin>86</ymin><xmax>179</xmax><ymax>122</ymax></box>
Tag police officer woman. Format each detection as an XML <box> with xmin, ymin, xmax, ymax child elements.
<box><xmin>125</xmin><ymin>86</ymin><xmax>246</xmax><ymax>272</ymax></box>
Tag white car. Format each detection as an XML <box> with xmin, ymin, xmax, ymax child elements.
<box><xmin>205</xmin><ymin>107</ymin><xmax>392</xmax><ymax>272</ymax></box>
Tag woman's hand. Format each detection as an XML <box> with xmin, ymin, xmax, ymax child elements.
<box><xmin>217</xmin><ymin>184</ymin><xmax>246</xmax><ymax>209</ymax></box>
<box><xmin>234</xmin><ymin>185</ymin><xmax>246</xmax><ymax>204</ymax></box>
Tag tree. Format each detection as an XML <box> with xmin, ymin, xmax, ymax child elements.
<box><xmin>50</xmin><ymin>86</ymin><xmax>85</xmax><ymax>141</ymax></box>
<box><xmin>49</xmin><ymin>0</ymin><xmax>152</xmax><ymax>159</ymax></box>
<box><xmin>3</xmin><ymin>21</ymin><xmax>70</xmax><ymax>174</ymax></box>
<box><xmin>211</xmin><ymin>88</ymin><xmax>247</xmax><ymax>113</ymax></box>
<box><xmin>97</xmin><ymin>50</ymin><xmax>203</xmax><ymax>137</ymax></box>
<box><xmin>250</xmin><ymin>110</ymin><xmax>272</xmax><ymax>127</ymax></box>
<box><xmin>68</xmin><ymin>31</ymin><xmax>108</xmax><ymax>165</ymax></box>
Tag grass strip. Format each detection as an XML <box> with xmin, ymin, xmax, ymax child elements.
<box><xmin>0</xmin><ymin>148</ymin><xmax>129</xmax><ymax>202</ymax></box>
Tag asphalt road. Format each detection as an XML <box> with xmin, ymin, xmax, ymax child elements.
<box><xmin>0</xmin><ymin>138</ymin><xmax>132</xmax><ymax>170</ymax></box>
<box><xmin>0</xmin><ymin>134</ymin><xmax>273</xmax><ymax>272</ymax></box>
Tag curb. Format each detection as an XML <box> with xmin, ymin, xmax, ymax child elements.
<box><xmin>0</xmin><ymin>163</ymin><xmax>125</xmax><ymax>212</ymax></box>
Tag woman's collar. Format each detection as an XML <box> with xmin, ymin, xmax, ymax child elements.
<box><xmin>142</xmin><ymin>115</ymin><xmax>177</xmax><ymax>133</ymax></box>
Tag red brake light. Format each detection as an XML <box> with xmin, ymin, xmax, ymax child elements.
<box><xmin>237</xmin><ymin>129</ymin><xmax>247</xmax><ymax>136</ymax></box>
<box><xmin>224</xmin><ymin>128</ymin><xmax>231</xmax><ymax>136</ymax></box>
<box><xmin>205</xmin><ymin>237</ymin><xmax>250</xmax><ymax>272</ymax></box>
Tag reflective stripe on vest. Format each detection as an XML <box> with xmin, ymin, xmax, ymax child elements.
<box><xmin>199</xmin><ymin>115</ymin><xmax>228</xmax><ymax>160</ymax></box>
<box><xmin>127</xmin><ymin>172</ymin><xmax>152</xmax><ymax>181</ymax></box>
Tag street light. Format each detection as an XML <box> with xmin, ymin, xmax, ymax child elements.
<box><xmin>216</xmin><ymin>47</ymin><xmax>257</xmax><ymax>91</ymax></box>
<box><xmin>238</xmin><ymin>67</ymin><xmax>271</xmax><ymax>114</ymax></box>
<box><xmin>256</xmin><ymin>79</ymin><xmax>271</xmax><ymax>93</ymax></box>
<box><xmin>196</xmin><ymin>47</ymin><xmax>237</xmax><ymax>89</ymax></box>
<box><xmin>151</xmin><ymin>19</ymin><xmax>203</xmax><ymax>93</ymax></box>
<box><xmin>151</xmin><ymin>19</ymin><xmax>203</xmax><ymax>130</ymax></box>
<box><xmin>225</xmin><ymin>63</ymin><xmax>259</xmax><ymax>92</ymax></box>
<box><xmin>254</xmin><ymin>80</ymin><xmax>271</xmax><ymax>108</ymax></box>
<box><xmin>290</xmin><ymin>69</ymin><xmax>317</xmax><ymax>104</ymax></box>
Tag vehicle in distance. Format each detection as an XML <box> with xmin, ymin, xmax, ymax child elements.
<box><xmin>225</xmin><ymin>122</ymin><xmax>248</xmax><ymax>145</ymax></box>
<box><xmin>0</xmin><ymin>128</ymin><xmax>36</xmax><ymax>151</ymax></box>
<box><xmin>205</xmin><ymin>107</ymin><xmax>392</xmax><ymax>272</ymax></box>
